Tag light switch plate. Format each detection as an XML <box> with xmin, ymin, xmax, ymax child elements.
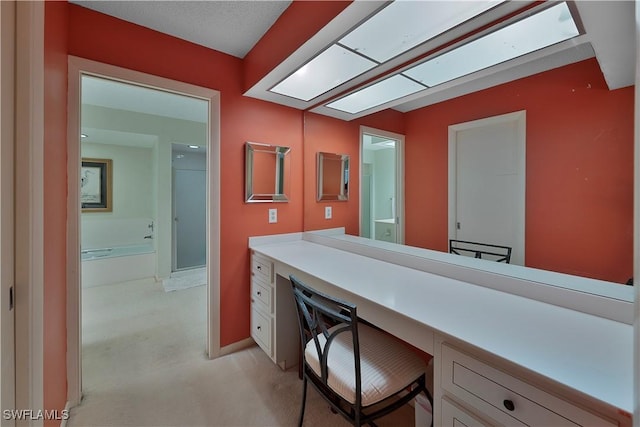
<box><xmin>325</xmin><ymin>206</ymin><xmax>332</xmax><ymax>219</ymax></box>
<box><xmin>268</xmin><ymin>208</ymin><xmax>277</xmax><ymax>223</ymax></box>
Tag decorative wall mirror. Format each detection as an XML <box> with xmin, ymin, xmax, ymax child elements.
<box><xmin>245</xmin><ymin>142</ymin><xmax>291</xmax><ymax>202</ymax></box>
<box><xmin>317</xmin><ymin>152</ymin><xmax>349</xmax><ymax>201</ymax></box>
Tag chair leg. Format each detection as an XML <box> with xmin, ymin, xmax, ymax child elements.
<box><xmin>298</xmin><ymin>376</ymin><xmax>308</xmax><ymax>427</ymax></box>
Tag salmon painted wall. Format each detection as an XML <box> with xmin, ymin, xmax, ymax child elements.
<box><xmin>404</xmin><ymin>58</ymin><xmax>634</xmax><ymax>283</ymax></box>
<box><xmin>65</xmin><ymin>5</ymin><xmax>304</xmax><ymax>348</ymax></box>
<box><xmin>303</xmin><ymin>109</ymin><xmax>404</xmax><ymax>232</ymax></box>
<box><xmin>44</xmin><ymin>2</ymin><xmax>68</xmax><ymax>422</ymax></box>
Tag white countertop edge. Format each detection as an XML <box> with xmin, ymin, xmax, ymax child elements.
<box><xmin>248</xmin><ymin>231</ymin><xmax>303</xmax><ymax>247</ymax></box>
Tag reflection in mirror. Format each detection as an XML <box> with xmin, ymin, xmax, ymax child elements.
<box><xmin>245</xmin><ymin>142</ymin><xmax>291</xmax><ymax>202</ymax></box>
<box><xmin>301</xmin><ymin>59</ymin><xmax>634</xmax><ymax>301</ymax></box>
<box><xmin>317</xmin><ymin>152</ymin><xmax>349</xmax><ymax>201</ymax></box>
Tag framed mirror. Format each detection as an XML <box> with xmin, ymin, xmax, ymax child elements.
<box><xmin>317</xmin><ymin>152</ymin><xmax>349</xmax><ymax>201</ymax></box>
<box><xmin>245</xmin><ymin>142</ymin><xmax>291</xmax><ymax>202</ymax></box>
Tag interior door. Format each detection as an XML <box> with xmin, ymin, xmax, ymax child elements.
<box><xmin>449</xmin><ymin>111</ymin><xmax>526</xmax><ymax>265</ymax></box>
<box><xmin>173</xmin><ymin>168</ymin><xmax>207</xmax><ymax>270</ymax></box>
<box><xmin>0</xmin><ymin>0</ymin><xmax>16</xmax><ymax>418</ymax></box>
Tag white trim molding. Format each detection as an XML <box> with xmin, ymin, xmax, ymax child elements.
<box><xmin>0</xmin><ymin>0</ymin><xmax>16</xmax><ymax>422</ymax></box>
<box><xmin>15</xmin><ymin>1</ymin><xmax>45</xmax><ymax>424</ymax></box>
<box><xmin>633</xmin><ymin>3</ymin><xmax>640</xmax><ymax>426</ymax></box>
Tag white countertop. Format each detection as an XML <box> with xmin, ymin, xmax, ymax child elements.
<box><xmin>250</xmin><ymin>237</ymin><xmax>633</xmax><ymax>414</ymax></box>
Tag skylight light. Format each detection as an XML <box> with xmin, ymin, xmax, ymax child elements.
<box><xmin>270</xmin><ymin>45</ymin><xmax>376</xmax><ymax>101</ymax></box>
<box><xmin>403</xmin><ymin>2</ymin><xmax>580</xmax><ymax>87</ymax></box>
<box><xmin>340</xmin><ymin>0</ymin><xmax>502</xmax><ymax>63</ymax></box>
<box><xmin>268</xmin><ymin>0</ymin><xmax>501</xmax><ymax>102</ymax></box>
<box><xmin>326</xmin><ymin>75</ymin><xmax>425</xmax><ymax>114</ymax></box>
<box><xmin>325</xmin><ymin>1</ymin><xmax>581</xmax><ymax>116</ymax></box>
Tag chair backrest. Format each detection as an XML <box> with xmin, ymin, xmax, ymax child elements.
<box><xmin>449</xmin><ymin>239</ymin><xmax>512</xmax><ymax>263</ymax></box>
<box><xmin>290</xmin><ymin>275</ymin><xmax>361</xmax><ymax>396</ymax></box>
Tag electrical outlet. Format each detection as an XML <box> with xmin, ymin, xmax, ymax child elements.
<box><xmin>325</xmin><ymin>206</ymin><xmax>332</xmax><ymax>219</ymax></box>
<box><xmin>268</xmin><ymin>208</ymin><xmax>277</xmax><ymax>224</ymax></box>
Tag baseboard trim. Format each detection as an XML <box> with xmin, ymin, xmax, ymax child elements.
<box><xmin>218</xmin><ymin>337</ymin><xmax>255</xmax><ymax>357</ymax></box>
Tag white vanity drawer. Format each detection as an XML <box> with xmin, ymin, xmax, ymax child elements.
<box><xmin>441</xmin><ymin>397</ymin><xmax>496</xmax><ymax>427</ymax></box>
<box><xmin>441</xmin><ymin>344</ymin><xmax>617</xmax><ymax>427</ymax></box>
<box><xmin>251</xmin><ymin>280</ymin><xmax>272</xmax><ymax>313</ymax></box>
<box><xmin>251</xmin><ymin>306</ymin><xmax>272</xmax><ymax>356</ymax></box>
<box><xmin>251</xmin><ymin>253</ymin><xmax>272</xmax><ymax>285</ymax></box>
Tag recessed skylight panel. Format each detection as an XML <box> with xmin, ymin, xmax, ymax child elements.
<box><xmin>340</xmin><ymin>0</ymin><xmax>503</xmax><ymax>63</ymax></box>
<box><xmin>270</xmin><ymin>45</ymin><xmax>377</xmax><ymax>101</ymax></box>
<box><xmin>326</xmin><ymin>75</ymin><xmax>425</xmax><ymax>114</ymax></box>
<box><xmin>404</xmin><ymin>2</ymin><xmax>580</xmax><ymax>87</ymax></box>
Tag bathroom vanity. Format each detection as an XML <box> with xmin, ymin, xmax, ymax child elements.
<box><xmin>249</xmin><ymin>229</ymin><xmax>633</xmax><ymax>426</ymax></box>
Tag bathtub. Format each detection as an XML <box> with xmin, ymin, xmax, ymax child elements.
<box><xmin>81</xmin><ymin>243</ymin><xmax>156</xmax><ymax>287</ymax></box>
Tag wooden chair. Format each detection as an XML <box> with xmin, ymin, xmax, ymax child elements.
<box><xmin>290</xmin><ymin>275</ymin><xmax>430</xmax><ymax>427</ymax></box>
<box><xmin>449</xmin><ymin>239</ymin><xmax>512</xmax><ymax>263</ymax></box>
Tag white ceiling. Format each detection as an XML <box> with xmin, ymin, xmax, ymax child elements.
<box><xmin>71</xmin><ymin>0</ymin><xmax>292</xmax><ymax>58</ymax></box>
<box><xmin>75</xmin><ymin>1</ymin><xmax>635</xmax><ymax>122</ymax></box>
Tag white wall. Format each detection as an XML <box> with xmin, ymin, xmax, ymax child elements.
<box><xmin>82</xmin><ymin>142</ymin><xmax>154</xmax><ymax>217</ymax></box>
<box><xmin>81</xmin><ymin>142</ymin><xmax>155</xmax><ymax>248</ymax></box>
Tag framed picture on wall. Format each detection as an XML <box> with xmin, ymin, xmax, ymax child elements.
<box><xmin>81</xmin><ymin>158</ymin><xmax>113</xmax><ymax>212</ymax></box>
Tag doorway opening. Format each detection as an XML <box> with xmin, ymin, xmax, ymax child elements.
<box><xmin>360</xmin><ymin>127</ymin><xmax>405</xmax><ymax>244</ymax></box>
<box><xmin>67</xmin><ymin>57</ymin><xmax>221</xmax><ymax>406</ymax></box>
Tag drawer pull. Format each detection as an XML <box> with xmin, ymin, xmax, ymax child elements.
<box><xmin>257</xmin><ymin>326</ymin><xmax>262</xmax><ymax>331</ymax></box>
<box><xmin>257</xmin><ymin>265</ymin><xmax>262</xmax><ymax>270</ymax></box>
<box><xmin>257</xmin><ymin>291</ymin><xmax>262</xmax><ymax>296</ymax></box>
<box><xmin>503</xmin><ymin>399</ymin><xmax>515</xmax><ymax>412</ymax></box>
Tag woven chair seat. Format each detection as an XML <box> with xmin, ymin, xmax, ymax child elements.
<box><xmin>305</xmin><ymin>323</ymin><xmax>425</xmax><ymax>406</ymax></box>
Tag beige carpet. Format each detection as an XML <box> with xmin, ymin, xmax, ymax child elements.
<box><xmin>69</xmin><ymin>277</ymin><xmax>415</xmax><ymax>427</ymax></box>
<box><xmin>162</xmin><ymin>267</ymin><xmax>207</xmax><ymax>292</ymax></box>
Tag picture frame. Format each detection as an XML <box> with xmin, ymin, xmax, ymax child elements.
<box><xmin>81</xmin><ymin>158</ymin><xmax>113</xmax><ymax>212</ymax></box>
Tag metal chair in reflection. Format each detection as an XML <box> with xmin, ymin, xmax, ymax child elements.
<box><xmin>449</xmin><ymin>239</ymin><xmax>512</xmax><ymax>263</ymax></box>
<box><xmin>290</xmin><ymin>275</ymin><xmax>430</xmax><ymax>427</ymax></box>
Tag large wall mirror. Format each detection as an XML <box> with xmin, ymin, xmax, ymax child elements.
<box><xmin>317</xmin><ymin>152</ymin><xmax>349</xmax><ymax>201</ymax></box>
<box><xmin>245</xmin><ymin>142</ymin><xmax>291</xmax><ymax>202</ymax></box>
<box><xmin>301</xmin><ymin>59</ymin><xmax>635</xmax><ymax>306</ymax></box>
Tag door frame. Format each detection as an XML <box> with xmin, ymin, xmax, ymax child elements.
<box><xmin>14</xmin><ymin>0</ymin><xmax>45</xmax><ymax>418</ymax></box>
<box><xmin>66</xmin><ymin>56</ymin><xmax>221</xmax><ymax>406</ymax></box>
<box><xmin>359</xmin><ymin>126</ymin><xmax>405</xmax><ymax>244</ymax></box>
<box><xmin>448</xmin><ymin>110</ymin><xmax>526</xmax><ymax>264</ymax></box>
<box><xmin>1</xmin><ymin>0</ymin><xmax>16</xmax><ymax>420</ymax></box>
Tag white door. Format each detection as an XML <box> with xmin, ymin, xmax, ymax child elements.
<box><xmin>173</xmin><ymin>168</ymin><xmax>207</xmax><ymax>270</ymax></box>
<box><xmin>449</xmin><ymin>111</ymin><xmax>526</xmax><ymax>265</ymax></box>
<box><xmin>0</xmin><ymin>0</ymin><xmax>16</xmax><ymax>418</ymax></box>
